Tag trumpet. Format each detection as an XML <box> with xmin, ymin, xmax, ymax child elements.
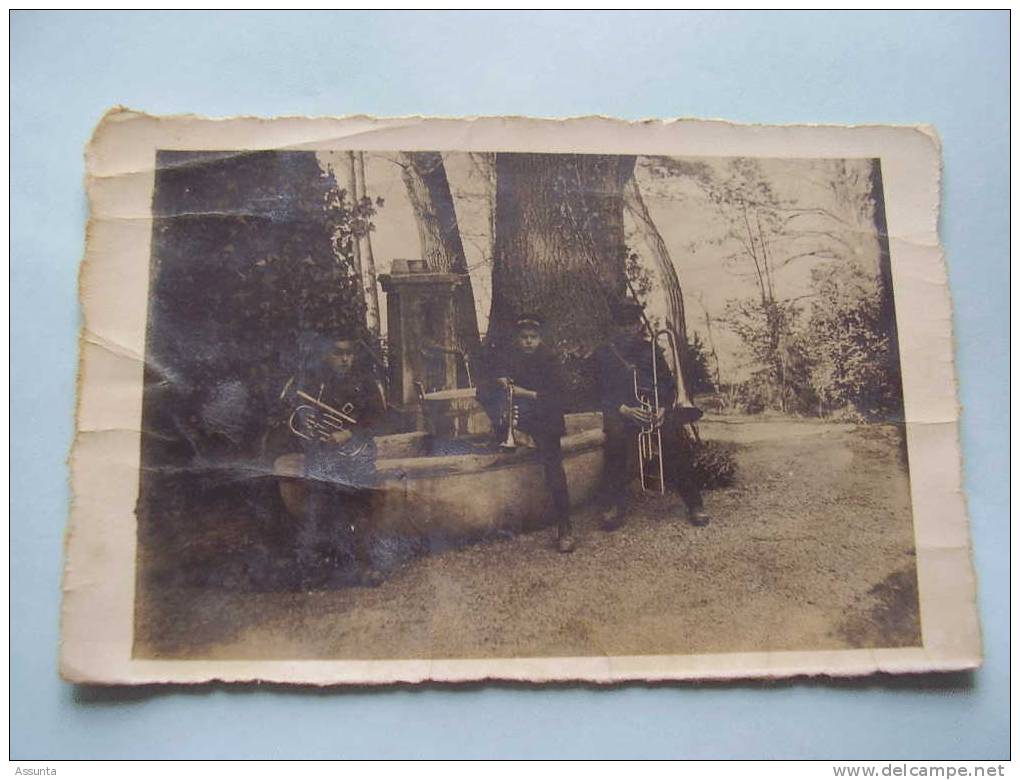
<box><xmin>634</xmin><ymin>328</ymin><xmax>682</xmax><ymax>494</ymax></box>
<box><xmin>498</xmin><ymin>380</ymin><xmax>519</xmax><ymax>450</ymax></box>
<box><xmin>288</xmin><ymin>389</ymin><xmax>358</xmax><ymax>444</ymax></box>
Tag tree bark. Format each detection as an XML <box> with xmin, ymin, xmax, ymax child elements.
<box><xmin>488</xmin><ymin>153</ymin><xmax>635</xmax><ymax>408</ymax></box>
<box><xmin>489</xmin><ymin>153</ymin><xmax>635</xmax><ymax>352</ymax></box>
<box><xmin>345</xmin><ymin>152</ymin><xmax>363</xmax><ymax>280</ymax></box>
<box><xmin>399</xmin><ymin>151</ymin><xmax>480</xmax><ymax>361</ymax></box>
<box><xmin>468</xmin><ymin>152</ymin><xmax>497</xmax><ymax>258</ymax></box>
<box><xmin>356</xmin><ymin>152</ymin><xmax>381</xmax><ymax>337</ymax></box>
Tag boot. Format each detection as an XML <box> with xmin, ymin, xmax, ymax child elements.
<box><xmin>556</xmin><ymin>519</ymin><xmax>576</xmax><ymax>554</ymax></box>
<box><xmin>688</xmin><ymin>507</ymin><xmax>711</xmax><ymax>527</ymax></box>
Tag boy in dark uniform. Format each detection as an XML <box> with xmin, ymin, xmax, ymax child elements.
<box><xmin>594</xmin><ymin>299</ymin><xmax>710</xmax><ymax>531</ymax></box>
<box><xmin>476</xmin><ymin>315</ymin><xmax>575</xmax><ymax>553</ymax></box>
<box><xmin>279</xmin><ymin>333</ymin><xmax>387</xmax><ymax>588</ymax></box>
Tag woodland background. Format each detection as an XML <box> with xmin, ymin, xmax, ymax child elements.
<box><xmin>145</xmin><ymin>148</ymin><xmax>904</xmax><ymax>470</ymax></box>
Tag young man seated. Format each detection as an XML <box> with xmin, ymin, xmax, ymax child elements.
<box><xmin>594</xmin><ymin>299</ymin><xmax>710</xmax><ymax>531</ymax></box>
<box><xmin>476</xmin><ymin>315</ymin><xmax>575</xmax><ymax>553</ymax></box>
<box><xmin>279</xmin><ymin>332</ymin><xmax>387</xmax><ymax>588</ymax></box>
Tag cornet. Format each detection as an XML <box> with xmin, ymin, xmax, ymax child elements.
<box><xmin>634</xmin><ymin>328</ymin><xmax>682</xmax><ymax>494</ymax></box>
<box><xmin>498</xmin><ymin>380</ymin><xmax>519</xmax><ymax>450</ymax></box>
<box><xmin>288</xmin><ymin>388</ymin><xmax>358</xmax><ymax>444</ymax></box>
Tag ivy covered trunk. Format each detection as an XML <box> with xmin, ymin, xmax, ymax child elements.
<box><xmin>488</xmin><ymin>153</ymin><xmax>635</xmax><ymax>407</ymax></box>
<box><xmin>144</xmin><ymin>149</ymin><xmax>369</xmax><ymax>465</ymax></box>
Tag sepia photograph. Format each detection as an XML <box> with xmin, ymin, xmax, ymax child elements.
<box><xmin>63</xmin><ymin>113</ymin><xmax>978</xmax><ymax>684</ymax></box>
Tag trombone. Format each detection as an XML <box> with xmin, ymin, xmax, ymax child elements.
<box><xmin>634</xmin><ymin>328</ymin><xmax>683</xmax><ymax>494</ymax></box>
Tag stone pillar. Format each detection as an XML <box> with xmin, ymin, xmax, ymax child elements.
<box><xmin>378</xmin><ymin>259</ymin><xmax>465</xmax><ymax>408</ymax></box>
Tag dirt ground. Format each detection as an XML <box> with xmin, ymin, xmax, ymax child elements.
<box><xmin>136</xmin><ymin>417</ymin><xmax>921</xmax><ymax>660</ymax></box>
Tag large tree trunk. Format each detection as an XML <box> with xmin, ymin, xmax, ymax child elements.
<box><xmin>489</xmin><ymin>153</ymin><xmax>635</xmax><ymax>408</ymax></box>
<box><xmin>490</xmin><ymin>153</ymin><xmax>635</xmax><ymax>347</ymax></box>
<box><xmin>623</xmin><ymin>173</ymin><xmax>695</xmax><ymax>407</ymax></box>
<box><xmin>399</xmin><ymin>152</ymin><xmax>480</xmax><ymax>366</ymax></box>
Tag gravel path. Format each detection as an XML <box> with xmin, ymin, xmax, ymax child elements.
<box><xmin>136</xmin><ymin>418</ymin><xmax>920</xmax><ymax>660</ymax></box>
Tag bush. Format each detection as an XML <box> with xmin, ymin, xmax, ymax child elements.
<box><xmin>690</xmin><ymin>439</ymin><xmax>738</xmax><ymax>489</ymax></box>
<box><xmin>805</xmin><ymin>264</ymin><xmax>902</xmax><ymax>421</ymax></box>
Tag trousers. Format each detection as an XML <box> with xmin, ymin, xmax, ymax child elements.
<box><xmin>529</xmin><ymin>429</ymin><xmax>570</xmax><ymax>525</ymax></box>
<box><xmin>298</xmin><ymin>449</ymin><xmax>377</xmax><ymax>577</ymax></box>
<box><xmin>600</xmin><ymin>410</ymin><xmax>704</xmax><ymax>511</ymax></box>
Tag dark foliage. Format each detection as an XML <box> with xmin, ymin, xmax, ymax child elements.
<box><xmin>690</xmin><ymin>439</ymin><xmax>739</xmax><ymax>489</ymax></box>
<box><xmin>139</xmin><ymin>150</ymin><xmax>378</xmax><ymax>572</ymax></box>
<box><xmin>685</xmin><ymin>333</ymin><xmax>716</xmax><ymax>396</ymax></box>
<box><xmin>724</xmin><ymin>297</ymin><xmax>817</xmax><ymax>415</ymax></box>
<box><xmin>805</xmin><ymin>264</ymin><xmax>902</xmax><ymax>421</ymax></box>
<box><xmin>144</xmin><ymin>149</ymin><xmax>376</xmax><ymax>463</ymax></box>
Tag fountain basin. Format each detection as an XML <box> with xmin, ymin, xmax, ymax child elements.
<box><xmin>274</xmin><ymin>412</ymin><xmax>605</xmax><ymax>538</ymax></box>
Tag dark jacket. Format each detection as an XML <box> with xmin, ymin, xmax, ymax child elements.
<box><xmin>476</xmin><ymin>344</ymin><xmax>567</xmax><ymax>438</ymax></box>
<box><xmin>276</xmin><ymin>368</ymin><xmax>386</xmax><ymax>487</ymax></box>
<box><xmin>594</xmin><ymin>333</ymin><xmax>677</xmax><ymax>427</ymax></box>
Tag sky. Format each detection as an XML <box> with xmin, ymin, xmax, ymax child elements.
<box><xmin>318</xmin><ymin>151</ymin><xmax>884</xmax><ymax>383</ymax></box>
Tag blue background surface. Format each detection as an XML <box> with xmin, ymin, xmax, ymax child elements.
<box><xmin>10</xmin><ymin>11</ymin><xmax>1009</xmax><ymax>759</ymax></box>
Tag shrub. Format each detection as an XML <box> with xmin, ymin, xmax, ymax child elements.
<box><xmin>690</xmin><ymin>439</ymin><xmax>738</xmax><ymax>489</ymax></box>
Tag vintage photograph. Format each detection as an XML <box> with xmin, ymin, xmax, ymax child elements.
<box><xmin>64</xmin><ymin>114</ymin><xmax>978</xmax><ymax>683</ymax></box>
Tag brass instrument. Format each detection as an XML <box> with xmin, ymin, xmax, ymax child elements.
<box><xmin>634</xmin><ymin>328</ymin><xmax>683</xmax><ymax>494</ymax></box>
<box><xmin>498</xmin><ymin>380</ymin><xmax>519</xmax><ymax>450</ymax></box>
<box><xmin>288</xmin><ymin>388</ymin><xmax>359</xmax><ymax>445</ymax></box>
